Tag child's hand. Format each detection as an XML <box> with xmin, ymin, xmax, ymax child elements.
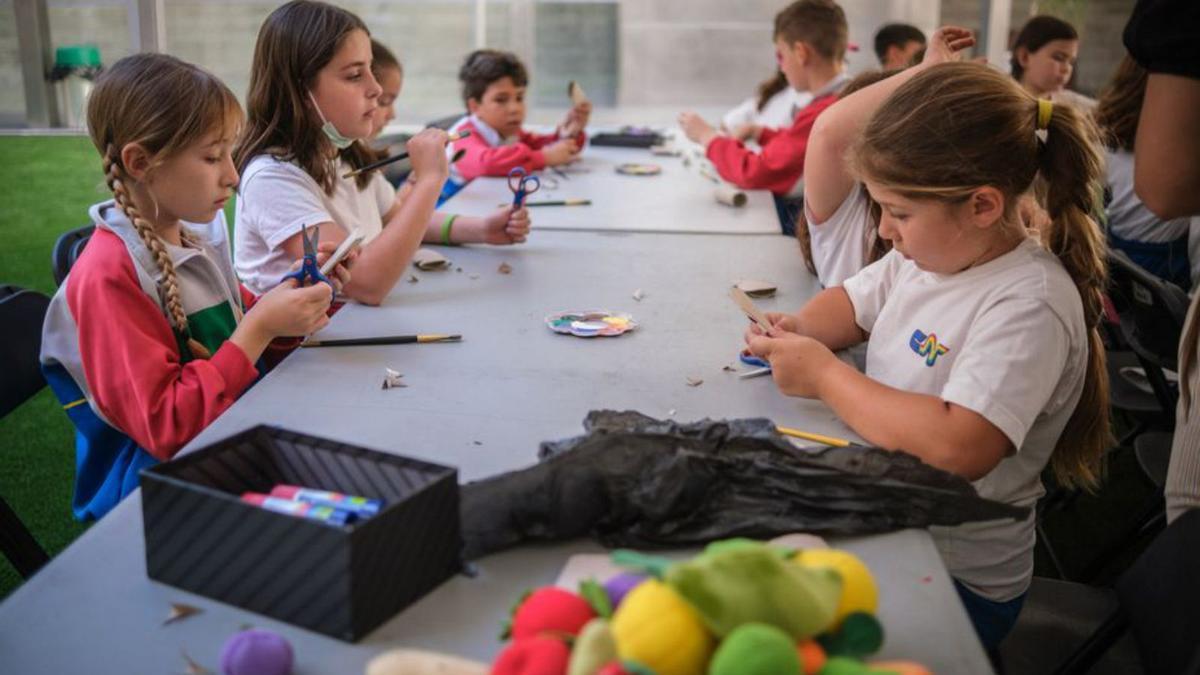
<box><xmin>743</xmin><ymin>312</ymin><xmax>799</xmax><ymax>344</ymax></box>
<box><xmin>480</xmin><ymin>206</ymin><xmax>531</xmax><ymax>245</ymax></box>
<box><xmin>313</xmin><ymin>240</ymin><xmax>354</xmax><ymax>292</ymax></box>
<box><xmin>922</xmin><ymin>26</ymin><xmax>976</xmax><ymax>66</ymax></box>
<box><xmin>746</xmin><ymin>332</ymin><xmax>838</xmax><ymax>399</ymax></box>
<box><xmin>678</xmin><ymin>112</ymin><xmax>718</xmax><ymax>148</ymax></box>
<box><xmin>543</xmin><ymin>138</ymin><xmax>580</xmax><ymax>166</ymax></box>
<box><xmin>406</xmin><ymin>128</ymin><xmax>450</xmax><ymax>183</ymax></box>
<box><xmin>249</xmin><ymin>279</ymin><xmax>334</xmax><ymax>338</ymax></box>
<box><xmin>561</xmin><ymin>101</ymin><xmax>593</xmax><ymax>137</ymax></box>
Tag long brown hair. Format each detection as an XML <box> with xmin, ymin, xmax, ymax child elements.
<box><xmin>1094</xmin><ymin>55</ymin><xmax>1146</xmax><ymax>152</ymax></box>
<box><xmin>852</xmin><ymin>62</ymin><xmax>1109</xmax><ymax>490</ymax></box>
<box><xmin>794</xmin><ymin>69</ymin><xmax>894</xmax><ymax>277</ymax></box>
<box><xmin>756</xmin><ymin>71</ymin><xmax>789</xmax><ymax>112</ymax></box>
<box><xmin>87</xmin><ymin>53</ymin><xmax>242</xmax><ymax>361</ymax></box>
<box><xmin>235</xmin><ymin>0</ymin><xmax>377</xmax><ymax>194</ymax></box>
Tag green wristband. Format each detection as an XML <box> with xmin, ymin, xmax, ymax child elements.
<box><xmin>441</xmin><ymin>214</ymin><xmax>458</xmax><ymax>246</ymax></box>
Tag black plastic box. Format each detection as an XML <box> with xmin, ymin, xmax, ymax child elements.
<box><xmin>140</xmin><ymin>426</ymin><xmax>461</xmax><ymax>641</ymax></box>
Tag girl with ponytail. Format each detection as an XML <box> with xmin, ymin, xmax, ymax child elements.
<box><xmin>40</xmin><ymin>53</ymin><xmax>342</xmax><ymax>520</ymax></box>
<box><xmin>745</xmin><ymin>57</ymin><xmax>1109</xmax><ymax>649</ymax></box>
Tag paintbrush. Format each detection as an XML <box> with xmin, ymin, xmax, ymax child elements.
<box><xmin>301</xmin><ymin>334</ymin><xmax>462</xmax><ymax>348</ymax></box>
<box><xmin>343</xmin><ymin>131</ymin><xmax>471</xmax><ymax>179</ymax></box>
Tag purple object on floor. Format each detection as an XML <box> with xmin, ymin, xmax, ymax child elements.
<box><xmin>220</xmin><ymin>628</ymin><xmax>294</xmax><ymax>675</ymax></box>
<box><xmin>603</xmin><ymin>572</ymin><xmax>646</xmax><ymax>610</ymax></box>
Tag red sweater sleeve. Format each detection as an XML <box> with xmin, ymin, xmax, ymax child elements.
<box><xmin>67</xmin><ymin>235</ymin><xmax>258</xmax><ymax>461</ymax></box>
<box><xmin>518</xmin><ymin>128</ymin><xmax>587</xmax><ymax>150</ymax></box>
<box><xmin>705</xmin><ymin>94</ymin><xmax>837</xmax><ymax>195</ymax></box>
<box><xmin>453</xmin><ymin>130</ymin><xmax>547</xmax><ymax>180</ymax></box>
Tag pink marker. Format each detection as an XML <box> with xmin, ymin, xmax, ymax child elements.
<box><xmin>241</xmin><ymin>492</ymin><xmax>355</xmax><ymax>526</ymax></box>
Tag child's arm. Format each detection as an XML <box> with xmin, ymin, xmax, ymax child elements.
<box><xmin>804</xmin><ymin>26</ymin><xmax>976</xmax><ymax>222</ymax></box>
<box><xmin>453</xmin><ymin>130</ymin><xmax>573</xmax><ymax>179</ymax></box>
<box><xmin>750</xmin><ymin>333</ymin><xmax>1012</xmax><ymax>480</ymax></box>
<box><xmin>421</xmin><ymin>206</ymin><xmax>531</xmax><ymax>246</ymax></box>
<box><xmin>67</xmin><ymin>248</ymin><xmax>325</xmax><ymax>460</ymax></box>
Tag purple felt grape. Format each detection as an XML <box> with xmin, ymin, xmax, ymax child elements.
<box><xmin>603</xmin><ymin>572</ymin><xmax>646</xmax><ymax>610</ymax></box>
<box><xmin>219</xmin><ymin>628</ymin><xmax>294</xmax><ymax>675</ymax></box>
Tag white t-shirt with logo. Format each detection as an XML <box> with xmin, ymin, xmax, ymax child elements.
<box><xmin>805</xmin><ymin>182</ymin><xmax>875</xmax><ymax>288</ymax></box>
<box><xmin>842</xmin><ymin>238</ymin><xmax>1088</xmax><ymax>601</ymax></box>
<box><xmin>235</xmin><ymin>154</ymin><xmax>396</xmax><ymax>295</ymax></box>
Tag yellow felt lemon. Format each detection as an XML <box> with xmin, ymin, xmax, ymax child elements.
<box><xmin>610</xmin><ymin>579</ymin><xmax>714</xmax><ymax>675</ymax></box>
<box><xmin>792</xmin><ymin>549</ymin><xmax>878</xmax><ymax>626</ymax></box>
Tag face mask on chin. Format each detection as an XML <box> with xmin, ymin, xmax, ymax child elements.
<box><xmin>307</xmin><ymin>90</ymin><xmax>356</xmax><ymax>150</ymax></box>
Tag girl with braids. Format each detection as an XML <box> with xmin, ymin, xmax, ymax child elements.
<box><xmin>746</xmin><ymin>57</ymin><xmax>1110</xmax><ymax>649</ymax></box>
<box><xmin>40</xmin><ymin>53</ymin><xmax>341</xmax><ymax>520</ymax></box>
<box><xmin>234</xmin><ymin>1</ymin><xmax>529</xmax><ymax>306</ymax></box>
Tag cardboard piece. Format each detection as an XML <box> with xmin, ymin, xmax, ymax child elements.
<box><xmin>163</xmin><ymin>602</ymin><xmax>202</xmax><ymax>626</ymax></box>
<box><xmin>413</xmin><ymin>248</ymin><xmax>451</xmax><ymax>271</ymax></box>
<box><xmin>568</xmin><ymin>80</ymin><xmax>589</xmax><ymax>107</ymax></box>
<box><xmin>714</xmin><ymin>184</ymin><xmax>748</xmax><ymax>207</ymax></box>
<box><xmin>735</xmin><ymin>279</ymin><xmax>777</xmax><ymax>298</ymax></box>
<box><xmin>729</xmin><ymin>286</ymin><xmax>773</xmax><ymax>332</ymax></box>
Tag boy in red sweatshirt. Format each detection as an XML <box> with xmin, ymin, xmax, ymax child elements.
<box><xmin>443</xmin><ymin>49</ymin><xmax>590</xmax><ymax>200</ymax></box>
<box><xmin>679</xmin><ymin>0</ymin><xmax>849</xmax><ymax>233</ymax></box>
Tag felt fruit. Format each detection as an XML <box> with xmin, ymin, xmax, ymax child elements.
<box><xmin>610</xmin><ymin>579</ymin><xmax>714</xmax><ymax>675</ymax></box>
<box><xmin>666</xmin><ymin>541</ymin><xmax>842</xmax><ymax>639</ymax></box>
<box><xmin>602</xmin><ymin>572</ymin><xmax>646</xmax><ymax>610</ymax></box>
<box><xmin>511</xmin><ymin>587</ymin><xmax>596</xmax><ymax>641</ymax></box>
<box><xmin>867</xmin><ymin>661</ymin><xmax>933</xmax><ymax>675</ymax></box>
<box><xmin>816</xmin><ymin>612</ymin><xmax>884</xmax><ymax>659</ymax></box>
<box><xmin>567</xmin><ymin>619</ymin><xmax>619</xmax><ymax>675</ymax></box>
<box><xmin>792</xmin><ymin>549</ymin><xmax>878</xmax><ymax>627</ymax></box>
<box><xmin>219</xmin><ymin>629</ymin><xmax>293</xmax><ymax>675</ymax></box>
<box><xmin>817</xmin><ymin>656</ymin><xmax>872</xmax><ymax>675</ymax></box>
<box><xmin>707</xmin><ymin>623</ymin><xmax>800</xmax><ymax>675</ymax></box>
<box><xmin>797</xmin><ymin>639</ymin><xmax>827</xmax><ymax>675</ymax></box>
<box><xmin>491</xmin><ymin>636</ymin><xmax>571</xmax><ymax>675</ymax></box>
<box><xmin>366</xmin><ymin>649</ymin><xmax>488</xmax><ymax>675</ymax></box>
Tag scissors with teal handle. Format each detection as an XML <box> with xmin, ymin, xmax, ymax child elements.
<box><xmin>281</xmin><ymin>224</ymin><xmax>332</xmax><ymax>296</ymax></box>
<box><xmin>507</xmin><ymin>167</ymin><xmax>541</xmax><ymax>207</ymax></box>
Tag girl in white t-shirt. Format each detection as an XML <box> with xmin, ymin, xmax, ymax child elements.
<box><xmin>234</xmin><ymin>1</ymin><xmax>529</xmax><ymax>304</ymax></box>
<box><xmin>746</xmin><ymin>45</ymin><xmax>1110</xmax><ymax>649</ymax></box>
<box><xmin>721</xmin><ymin>71</ymin><xmax>811</xmax><ymax>142</ymax></box>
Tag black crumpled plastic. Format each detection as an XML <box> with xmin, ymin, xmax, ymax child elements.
<box><xmin>460</xmin><ymin>410</ymin><xmax>1029</xmax><ymax>560</ymax></box>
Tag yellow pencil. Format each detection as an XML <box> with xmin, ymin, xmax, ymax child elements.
<box><xmin>775</xmin><ymin>426</ymin><xmax>852</xmax><ymax>447</ymax></box>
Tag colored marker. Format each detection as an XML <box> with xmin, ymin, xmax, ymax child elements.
<box><xmin>241</xmin><ymin>492</ymin><xmax>357</xmax><ymax>526</ymax></box>
<box><xmin>269</xmin><ymin>484</ymin><xmax>383</xmax><ymax>517</ymax></box>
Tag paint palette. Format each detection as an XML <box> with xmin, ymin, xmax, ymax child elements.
<box><xmin>545</xmin><ymin>310</ymin><xmax>638</xmax><ymax>338</ymax></box>
<box><xmin>615</xmin><ymin>163</ymin><xmax>662</xmax><ymax>176</ymax></box>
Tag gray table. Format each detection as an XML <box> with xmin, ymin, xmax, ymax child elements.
<box><xmin>447</xmin><ymin>145</ymin><xmax>781</xmax><ymax>235</ymax></box>
<box><xmin>0</xmin><ymin>232</ymin><xmax>992</xmax><ymax>673</ymax></box>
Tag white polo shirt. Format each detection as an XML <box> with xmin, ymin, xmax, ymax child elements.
<box><xmin>235</xmin><ymin>154</ymin><xmax>395</xmax><ymax>295</ymax></box>
<box><xmin>842</xmin><ymin>237</ymin><xmax>1088</xmax><ymax>601</ymax></box>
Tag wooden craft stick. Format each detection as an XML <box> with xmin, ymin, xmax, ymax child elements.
<box><xmin>729</xmin><ymin>286</ymin><xmax>773</xmax><ymax>333</ymax></box>
<box><xmin>775</xmin><ymin>426</ymin><xmax>852</xmax><ymax>447</ymax></box>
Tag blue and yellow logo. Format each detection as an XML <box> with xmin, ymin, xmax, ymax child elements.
<box><xmin>909</xmin><ymin>329</ymin><xmax>950</xmax><ymax>366</ymax></box>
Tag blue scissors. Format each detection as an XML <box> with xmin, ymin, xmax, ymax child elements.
<box><xmin>281</xmin><ymin>224</ymin><xmax>332</xmax><ymax>295</ymax></box>
<box><xmin>507</xmin><ymin>167</ymin><xmax>541</xmax><ymax>207</ymax></box>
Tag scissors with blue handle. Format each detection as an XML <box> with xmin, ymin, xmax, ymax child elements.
<box><xmin>281</xmin><ymin>224</ymin><xmax>332</xmax><ymax>295</ymax></box>
<box><xmin>507</xmin><ymin>167</ymin><xmax>541</xmax><ymax>207</ymax></box>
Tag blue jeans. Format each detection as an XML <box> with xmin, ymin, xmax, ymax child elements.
<box><xmin>954</xmin><ymin>579</ymin><xmax>1026</xmax><ymax>651</ymax></box>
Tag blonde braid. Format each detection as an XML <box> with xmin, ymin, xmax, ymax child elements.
<box><xmin>103</xmin><ymin>145</ymin><xmax>211</xmax><ymax>360</ymax></box>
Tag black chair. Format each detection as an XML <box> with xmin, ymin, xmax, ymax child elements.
<box><xmin>0</xmin><ymin>285</ymin><xmax>53</xmax><ymax>578</ymax></box>
<box><xmin>1002</xmin><ymin>508</ymin><xmax>1200</xmax><ymax>675</ymax></box>
<box><xmin>51</xmin><ymin>224</ymin><xmax>94</xmax><ymax>287</ymax></box>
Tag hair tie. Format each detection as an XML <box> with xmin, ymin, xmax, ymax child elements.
<box><xmin>1036</xmin><ymin>98</ymin><xmax>1054</xmax><ymax>131</ymax></box>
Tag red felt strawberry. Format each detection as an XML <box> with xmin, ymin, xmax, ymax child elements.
<box><xmin>491</xmin><ymin>636</ymin><xmax>571</xmax><ymax>675</ymax></box>
<box><xmin>510</xmin><ymin>587</ymin><xmax>596</xmax><ymax>641</ymax></box>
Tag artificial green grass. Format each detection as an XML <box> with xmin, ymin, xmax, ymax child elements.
<box><xmin>0</xmin><ymin>135</ymin><xmax>101</xmax><ymax>599</ymax></box>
